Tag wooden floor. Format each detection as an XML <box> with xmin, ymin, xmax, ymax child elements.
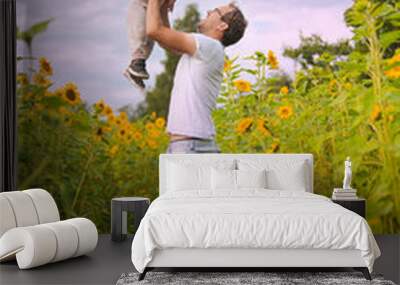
<box><xmin>0</xmin><ymin>235</ymin><xmax>398</xmax><ymax>285</ymax></box>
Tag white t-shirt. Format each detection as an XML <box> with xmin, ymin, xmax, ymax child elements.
<box><xmin>166</xmin><ymin>33</ymin><xmax>225</xmax><ymax>139</ymax></box>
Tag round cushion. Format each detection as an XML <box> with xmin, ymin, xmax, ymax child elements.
<box><xmin>64</xmin><ymin>218</ymin><xmax>98</xmax><ymax>257</ymax></box>
<box><xmin>0</xmin><ymin>192</ymin><xmax>39</xmax><ymax>227</ymax></box>
<box><xmin>0</xmin><ymin>196</ymin><xmax>17</xmax><ymax>237</ymax></box>
<box><xmin>42</xmin><ymin>221</ymin><xmax>79</xmax><ymax>262</ymax></box>
<box><xmin>24</xmin><ymin>189</ymin><xmax>60</xmax><ymax>224</ymax></box>
<box><xmin>0</xmin><ymin>226</ymin><xmax>57</xmax><ymax>269</ymax></box>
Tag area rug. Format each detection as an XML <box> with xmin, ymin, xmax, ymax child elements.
<box><xmin>116</xmin><ymin>271</ymin><xmax>396</xmax><ymax>285</ymax></box>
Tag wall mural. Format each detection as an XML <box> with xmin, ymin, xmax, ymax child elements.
<box><xmin>16</xmin><ymin>0</ymin><xmax>400</xmax><ymax>233</ymax></box>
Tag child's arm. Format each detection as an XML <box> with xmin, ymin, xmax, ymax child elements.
<box><xmin>147</xmin><ymin>0</ymin><xmax>196</xmax><ymax>56</ymax></box>
<box><xmin>167</xmin><ymin>0</ymin><xmax>176</xmax><ymax>12</ymax></box>
<box><xmin>158</xmin><ymin>2</ymin><xmax>182</xmax><ymax>55</ymax></box>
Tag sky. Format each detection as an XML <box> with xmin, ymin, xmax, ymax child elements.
<box><xmin>16</xmin><ymin>0</ymin><xmax>353</xmax><ymax>110</ymax></box>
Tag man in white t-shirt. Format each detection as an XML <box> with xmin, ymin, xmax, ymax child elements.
<box><xmin>146</xmin><ymin>0</ymin><xmax>247</xmax><ymax>153</ymax></box>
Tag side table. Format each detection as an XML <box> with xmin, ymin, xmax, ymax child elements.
<box><xmin>332</xmin><ymin>198</ymin><xmax>366</xmax><ymax>218</ymax></box>
<box><xmin>111</xmin><ymin>197</ymin><xmax>150</xmax><ymax>242</ymax></box>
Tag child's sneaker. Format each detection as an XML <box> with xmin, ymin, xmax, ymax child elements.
<box><xmin>128</xmin><ymin>59</ymin><xmax>149</xmax><ymax>79</ymax></box>
<box><xmin>124</xmin><ymin>69</ymin><xmax>145</xmax><ymax>89</ymax></box>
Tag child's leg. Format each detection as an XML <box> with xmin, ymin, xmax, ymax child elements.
<box><xmin>127</xmin><ymin>0</ymin><xmax>155</xmax><ymax>61</ymax></box>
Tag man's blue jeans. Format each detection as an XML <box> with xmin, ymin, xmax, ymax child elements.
<box><xmin>166</xmin><ymin>138</ymin><xmax>220</xmax><ymax>154</ymax></box>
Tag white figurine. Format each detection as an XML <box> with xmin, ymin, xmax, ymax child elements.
<box><xmin>343</xmin><ymin>157</ymin><xmax>352</xmax><ymax>190</ymax></box>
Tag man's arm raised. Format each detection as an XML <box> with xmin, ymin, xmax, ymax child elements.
<box><xmin>156</xmin><ymin>2</ymin><xmax>182</xmax><ymax>55</ymax></box>
<box><xmin>146</xmin><ymin>0</ymin><xmax>196</xmax><ymax>56</ymax></box>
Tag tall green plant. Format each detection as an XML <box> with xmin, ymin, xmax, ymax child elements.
<box><xmin>17</xmin><ymin>18</ymin><xmax>53</xmax><ymax>75</ymax></box>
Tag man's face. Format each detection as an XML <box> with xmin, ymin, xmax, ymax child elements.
<box><xmin>197</xmin><ymin>5</ymin><xmax>233</xmax><ymax>34</ymax></box>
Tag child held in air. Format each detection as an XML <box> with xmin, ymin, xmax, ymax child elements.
<box><xmin>125</xmin><ymin>0</ymin><xmax>176</xmax><ymax>89</ymax></box>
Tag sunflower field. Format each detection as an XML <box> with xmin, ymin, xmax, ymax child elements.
<box><xmin>17</xmin><ymin>58</ymin><xmax>169</xmax><ymax>233</ymax></box>
<box><xmin>17</xmin><ymin>0</ymin><xmax>399</xmax><ymax>234</ymax></box>
<box><xmin>214</xmin><ymin>0</ymin><xmax>400</xmax><ymax>234</ymax></box>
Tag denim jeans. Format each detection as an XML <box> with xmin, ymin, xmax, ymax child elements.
<box><xmin>166</xmin><ymin>139</ymin><xmax>221</xmax><ymax>154</ymax></box>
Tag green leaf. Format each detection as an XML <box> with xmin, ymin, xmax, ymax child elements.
<box><xmin>42</xmin><ymin>96</ymin><xmax>64</xmax><ymax>109</ymax></box>
<box><xmin>28</xmin><ymin>18</ymin><xmax>53</xmax><ymax>35</ymax></box>
<box><xmin>17</xmin><ymin>18</ymin><xmax>53</xmax><ymax>47</ymax></box>
<box><xmin>379</xmin><ymin>30</ymin><xmax>400</xmax><ymax>50</ymax></box>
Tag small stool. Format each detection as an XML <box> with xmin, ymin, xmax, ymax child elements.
<box><xmin>111</xmin><ymin>197</ymin><xmax>150</xmax><ymax>242</ymax></box>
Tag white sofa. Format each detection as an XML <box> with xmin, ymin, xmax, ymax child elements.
<box><xmin>0</xmin><ymin>188</ymin><xmax>98</xmax><ymax>269</ymax></box>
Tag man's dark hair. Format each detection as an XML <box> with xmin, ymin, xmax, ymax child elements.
<box><xmin>220</xmin><ymin>3</ymin><xmax>247</xmax><ymax>47</ymax></box>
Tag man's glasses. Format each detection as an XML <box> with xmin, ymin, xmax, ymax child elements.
<box><xmin>207</xmin><ymin>8</ymin><xmax>223</xmax><ymax>18</ymax></box>
<box><xmin>207</xmin><ymin>7</ymin><xmax>240</xmax><ymax>24</ymax></box>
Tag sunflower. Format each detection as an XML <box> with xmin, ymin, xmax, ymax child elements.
<box><xmin>234</xmin><ymin>79</ymin><xmax>252</xmax><ymax>93</ymax></box>
<box><xmin>256</xmin><ymin>118</ymin><xmax>271</xmax><ymax>136</ymax></box>
<box><xmin>118</xmin><ymin>112</ymin><xmax>127</xmax><ymax>121</ymax></box>
<box><xmin>16</xmin><ymin>73</ymin><xmax>29</xmax><ymax>85</ymax></box>
<box><xmin>121</xmin><ymin>122</ymin><xmax>132</xmax><ymax>133</ymax></box>
<box><xmin>133</xmin><ymin>131</ymin><xmax>143</xmax><ymax>141</ymax></box>
<box><xmin>115</xmin><ymin>118</ymin><xmax>122</xmax><ymax>127</ymax></box>
<box><xmin>33</xmin><ymin>72</ymin><xmax>51</xmax><ymax>87</ymax></box>
<box><xmin>95</xmin><ymin>99</ymin><xmax>106</xmax><ymax>112</ymax></box>
<box><xmin>236</xmin><ymin>117</ymin><xmax>253</xmax><ymax>134</ymax></box>
<box><xmin>369</xmin><ymin>104</ymin><xmax>381</xmax><ymax>122</ymax></box>
<box><xmin>224</xmin><ymin>59</ymin><xmax>232</xmax><ymax>72</ymax></box>
<box><xmin>151</xmin><ymin>112</ymin><xmax>157</xmax><ymax>119</ymax></box>
<box><xmin>107</xmin><ymin>113</ymin><xmax>116</xmax><ymax>124</ymax></box>
<box><xmin>146</xmin><ymin>139</ymin><xmax>159</xmax><ymax>149</ymax></box>
<box><xmin>149</xmin><ymin>129</ymin><xmax>161</xmax><ymax>138</ymax></box>
<box><xmin>109</xmin><ymin>145</ymin><xmax>119</xmax><ymax>157</ymax></box>
<box><xmin>269</xmin><ymin>141</ymin><xmax>280</xmax><ymax>153</ymax></box>
<box><xmin>63</xmin><ymin>82</ymin><xmax>81</xmax><ymax>106</ymax></box>
<box><xmin>118</xmin><ymin>128</ymin><xmax>128</xmax><ymax>139</ymax></box>
<box><xmin>277</xmin><ymin>105</ymin><xmax>293</xmax><ymax>119</ymax></box>
<box><xmin>155</xmin><ymin>117</ymin><xmax>165</xmax><ymax>128</ymax></box>
<box><xmin>328</xmin><ymin>79</ymin><xmax>338</xmax><ymax>95</ymax></box>
<box><xmin>384</xmin><ymin>66</ymin><xmax>400</xmax><ymax>79</ymax></box>
<box><xmin>102</xmin><ymin>105</ymin><xmax>113</xmax><ymax>117</ymax></box>
<box><xmin>39</xmin><ymin>57</ymin><xmax>53</xmax><ymax>76</ymax></box>
<box><xmin>146</xmin><ymin>122</ymin><xmax>155</xmax><ymax>131</ymax></box>
<box><xmin>94</xmin><ymin>127</ymin><xmax>107</xmax><ymax>141</ymax></box>
<box><xmin>125</xmin><ymin>133</ymin><xmax>134</xmax><ymax>144</ymax></box>
<box><xmin>344</xmin><ymin>82</ymin><xmax>352</xmax><ymax>90</ymax></box>
<box><xmin>280</xmin><ymin>86</ymin><xmax>289</xmax><ymax>95</ymax></box>
<box><xmin>388</xmin><ymin>53</ymin><xmax>400</xmax><ymax>65</ymax></box>
<box><xmin>267</xmin><ymin>50</ymin><xmax>279</xmax><ymax>70</ymax></box>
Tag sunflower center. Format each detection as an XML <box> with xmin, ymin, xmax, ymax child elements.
<box><xmin>66</xmin><ymin>89</ymin><xmax>76</xmax><ymax>101</ymax></box>
<box><xmin>44</xmin><ymin>63</ymin><xmax>51</xmax><ymax>72</ymax></box>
